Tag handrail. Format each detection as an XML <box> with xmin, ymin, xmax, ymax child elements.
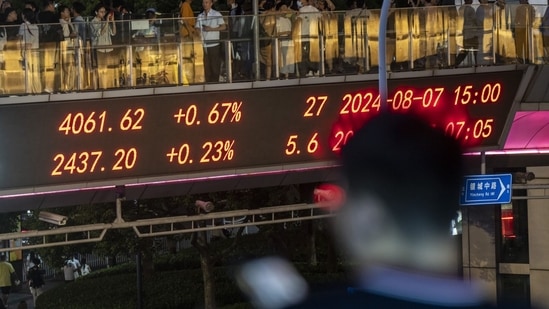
<box><xmin>0</xmin><ymin>203</ymin><xmax>334</xmax><ymax>252</ymax></box>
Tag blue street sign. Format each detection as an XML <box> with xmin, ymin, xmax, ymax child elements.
<box><xmin>460</xmin><ymin>174</ymin><xmax>512</xmax><ymax>206</ymax></box>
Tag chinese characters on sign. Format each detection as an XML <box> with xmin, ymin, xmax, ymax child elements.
<box><xmin>460</xmin><ymin>174</ymin><xmax>512</xmax><ymax>206</ymax></box>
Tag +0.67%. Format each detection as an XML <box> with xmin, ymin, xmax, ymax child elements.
<box><xmin>173</xmin><ymin>102</ymin><xmax>242</xmax><ymax>126</ymax></box>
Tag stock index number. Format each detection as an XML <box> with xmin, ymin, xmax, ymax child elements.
<box><xmin>58</xmin><ymin>109</ymin><xmax>145</xmax><ymax>135</ymax></box>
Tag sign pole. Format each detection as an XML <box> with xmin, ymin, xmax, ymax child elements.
<box><xmin>481</xmin><ymin>151</ymin><xmax>486</xmax><ymax>175</ymax></box>
<box><xmin>378</xmin><ymin>0</ymin><xmax>390</xmax><ymax>111</ymax></box>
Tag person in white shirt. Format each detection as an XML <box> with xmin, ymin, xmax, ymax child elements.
<box><xmin>63</xmin><ymin>259</ymin><xmax>76</xmax><ymax>282</ymax></box>
<box><xmin>80</xmin><ymin>258</ymin><xmax>91</xmax><ymax>277</ymax></box>
<box><xmin>71</xmin><ymin>255</ymin><xmax>81</xmax><ymax>269</ymax></box>
<box><xmin>297</xmin><ymin>0</ymin><xmax>321</xmax><ymax>77</ymax></box>
<box><xmin>276</xmin><ymin>2</ymin><xmax>295</xmax><ymax>79</ymax></box>
<box><xmin>195</xmin><ymin>0</ymin><xmax>226</xmax><ymax>82</ymax></box>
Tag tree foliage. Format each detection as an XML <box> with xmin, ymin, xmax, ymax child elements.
<box><xmin>0</xmin><ymin>213</ymin><xmax>19</xmax><ymax>234</ymax></box>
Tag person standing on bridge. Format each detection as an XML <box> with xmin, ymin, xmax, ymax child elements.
<box><xmin>514</xmin><ymin>0</ymin><xmax>535</xmax><ymax>64</ymax></box>
<box><xmin>454</xmin><ymin>0</ymin><xmax>479</xmax><ymax>67</ymax></box>
<box><xmin>196</xmin><ymin>0</ymin><xmax>226</xmax><ymax>83</ymax></box>
<box><xmin>18</xmin><ymin>8</ymin><xmax>42</xmax><ymax>94</ymax></box>
<box><xmin>90</xmin><ymin>3</ymin><xmax>117</xmax><ymax>89</ymax></box>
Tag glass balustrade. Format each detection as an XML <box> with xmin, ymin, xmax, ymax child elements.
<box><xmin>0</xmin><ymin>3</ymin><xmax>547</xmax><ymax>96</ymax></box>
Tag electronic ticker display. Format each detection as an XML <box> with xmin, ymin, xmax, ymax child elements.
<box><xmin>0</xmin><ymin>70</ymin><xmax>523</xmax><ymax>192</ymax></box>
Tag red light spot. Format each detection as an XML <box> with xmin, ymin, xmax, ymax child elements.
<box><xmin>314</xmin><ymin>183</ymin><xmax>346</xmax><ymax>211</ymax></box>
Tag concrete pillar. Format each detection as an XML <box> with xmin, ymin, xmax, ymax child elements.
<box><xmin>462</xmin><ymin>205</ymin><xmax>498</xmax><ymax>302</ymax></box>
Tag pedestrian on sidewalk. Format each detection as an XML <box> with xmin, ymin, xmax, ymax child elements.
<box><xmin>80</xmin><ymin>258</ymin><xmax>91</xmax><ymax>277</ymax></box>
<box><xmin>62</xmin><ymin>259</ymin><xmax>76</xmax><ymax>283</ymax></box>
<box><xmin>0</xmin><ymin>254</ymin><xmax>19</xmax><ymax>308</ymax></box>
<box><xmin>27</xmin><ymin>258</ymin><xmax>45</xmax><ymax>307</ymax></box>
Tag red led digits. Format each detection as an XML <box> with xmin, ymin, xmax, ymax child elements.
<box><xmin>58</xmin><ymin>109</ymin><xmax>145</xmax><ymax>135</ymax></box>
<box><xmin>112</xmin><ymin>148</ymin><xmax>137</xmax><ymax>170</ymax></box>
<box><xmin>331</xmin><ymin>130</ymin><xmax>354</xmax><ymax>152</ymax></box>
<box><xmin>51</xmin><ymin>148</ymin><xmax>137</xmax><ymax>176</ymax></box>
<box><xmin>208</xmin><ymin>102</ymin><xmax>242</xmax><ymax>124</ymax></box>
<box><xmin>42</xmin><ymin>72</ymin><xmax>517</xmax><ymax>192</ymax></box>
<box><xmin>339</xmin><ymin>91</ymin><xmax>381</xmax><ymax>114</ymax></box>
<box><xmin>166</xmin><ymin>144</ymin><xmax>192</xmax><ymax>164</ymax></box>
<box><xmin>303</xmin><ymin>96</ymin><xmax>327</xmax><ymax>117</ymax></box>
<box><xmin>58</xmin><ymin>112</ymin><xmax>107</xmax><ymax>135</ymax></box>
<box><xmin>51</xmin><ymin>151</ymin><xmax>102</xmax><ymax>175</ymax></box>
<box><xmin>173</xmin><ymin>102</ymin><xmax>243</xmax><ymax>126</ymax></box>
<box><xmin>444</xmin><ymin>119</ymin><xmax>494</xmax><ymax>141</ymax></box>
<box><xmin>201</xmin><ymin>140</ymin><xmax>235</xmax><ymax>162</ymax></box>
<box><xmin>421</xmin><ymin>88</ymin><xmax>444</xmax><ymax>108</ymax></box>
<box><xmin>120</xmin><ymin>109</ymin><xmax>144</xmax><ymax>130</ymax></box>
<box><xmin>166</xmin><ymin>140</ymin><xmax>236</xmax><ymax>165</ymax></box>
<box><xmin>388</xmin><ymin>87</ymin><xmax>444</xmax><ymax>110</ymax></box>
<box><xmin>285</xmin><ymin>133</ymin><xmax>320</xmax><ymax>156</ymax></box>
<box><xmin>453</xmin><ymin>83</ymin><xmax>502</xmax><ymax>105</ymax></box>
<box><xmin>173</xmin><ymin>105</ymin><xmax>199</xmax><ymax>126</ymax></box>
<box><xmin>330</xmin><ymin>82</ymin><xmax>506</xmax><ymax>152</ymax></box>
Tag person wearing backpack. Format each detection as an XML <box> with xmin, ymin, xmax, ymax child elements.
<box><xmin>27</xmin><ymin>258</ymin><xmax>45</xmax><ymax>307</ymax></box>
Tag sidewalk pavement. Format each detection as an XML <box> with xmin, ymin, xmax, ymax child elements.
<box><xmin>7</xmin><ymin>279</ymin><xmax>64</xmax><ymax>309</ymax></box>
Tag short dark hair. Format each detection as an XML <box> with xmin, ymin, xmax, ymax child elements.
<box><xmin>72</xmin><ymin>1</ymin><xmax>85</xmax><ymax>14</ymax></box>
<box><xmin>341</xmin><ymin>112</ymin><xmax>463</xmax><ymax>235</ymax></box>
<box><xmin>22</xmin><ymin>7</ymin><xmax>36</xmax><ymax>23</ymax></box>
<box><xmin>94</xmin><ymin>3</ymin><xmax>107</xmax><ymax>14</ymax></box>
<box><xmin>42</xmin><ymin>0</ymin><xmax>53</xmax><ymax>9</ymax></box>
<box><xmin>113</xmin><ymin>0</ymin><xmax>125</xmax><ymax>8</ymax></box>
<box><xmin>57</xmin><ymin>4</ymin><xmax>69</xmax><ymax>13</ymax></box>
<box><xmin>25</xmin><ymin>1</ymin><xmax>38</xmax><ymax>10</ymax></box>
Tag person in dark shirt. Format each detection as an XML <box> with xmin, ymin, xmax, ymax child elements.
<box><xmin>37</xmin><ymin>0</ymin><xmax>60</xmax><ymax>93</ymax></box>
<box><xmin>27</xmin><ymin>258</ymin><xmax>45</xmax><ymax>307</ymax></box>
<box><xmin>2</xmin><ymin>8</ymin><xmax>18</xmax><ymax>40</ymax></box>
<box><xmin>287</xmin><ymin>112</ymin><xmax>529</xmax><ymax>309</ymax></box>
<box><xmin>454</xmin><ymin>0</ymin><xmax>478</xmax><ymax>67</ymax></box>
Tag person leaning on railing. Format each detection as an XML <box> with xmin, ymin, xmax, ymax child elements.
<box><xmin>454</xmin><ymin>0</ymin><xmax>478</xmax><ymax>67</ymax></box>
<box><xmin>37</xmin><ymin>0</ymin><xmax>60</xmax><ymax>93</ymax></box>
<box><xmin>58</xmin><ymin>4</ymin><xmax>77</xmax><ymax>92</ymax></box>
<box><xmin>276</xmin><ymin>2</ymin><xmax>296</xmax><ymax>79</ymax></box>
<box><xmin>90</xmin><ymin>3</ymin><xmax>116</xmax><ymax>89</ymax></box>
<box><xmin>259</xmin><ymin>0</ymin><xmax>276</xmax><ymax>80</ymax></box>
<box><xmin>514</xmin><ymin>0</ymin><xmax>536</xmax><ymax>64</ymax></box>
<box><xmin>179</xmin><ymin>0</ymin><xmax>195</xmax><ymax>38</ymax></box>
<box><xmin>297</xmin><ymin>0</ymin><xmax>322</xmax><ymax>77</ymax></box>
<box><xmin>18</xmin><ymin>8</ymin><xmax>42</xmax><ymax>94</ymax></box>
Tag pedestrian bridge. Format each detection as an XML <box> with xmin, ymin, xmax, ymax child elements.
<box><xmin>1</xmin><ymin>5</ymin><xmax>549</xmax><ymax>212</ymax></box>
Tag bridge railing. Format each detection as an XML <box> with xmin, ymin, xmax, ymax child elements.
<box><xmin>0</xmin><ymin>3</ymin><xmax>547</xmax><ymax>96</ymax></box>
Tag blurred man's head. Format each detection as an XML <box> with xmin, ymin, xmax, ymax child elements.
<box><xmin>335</xmin><ymin>112</ymin><xmax>463</xmax><ymax>275</ymax></box>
